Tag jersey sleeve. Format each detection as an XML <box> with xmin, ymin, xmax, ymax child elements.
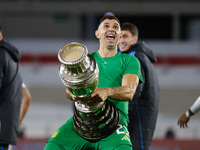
<box><xmin>123</xmin><ymin>55</ymin><xmax>143</xmax><ymax>83</ymax></box>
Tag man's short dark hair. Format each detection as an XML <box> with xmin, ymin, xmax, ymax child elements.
<box><xmin>0</xmin><ymin>25</ymin><xmax>2</xmax><ymax>32</ymax></box>
<box><xmin>121</xmin><ymin>22</ymin><xmax>139</xmax><ymax>37</ymax></box>
<box><xmin>98</xmin><ymin>15</ymin><xmax>120</xmax><ymax>29</ymax></box>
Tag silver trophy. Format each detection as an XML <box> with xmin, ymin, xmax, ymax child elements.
<box><xmin>58</xmin><ymin>42</ymin><xmax>119</xmax><ymax>141</ymax></box>
<box><xmin>58</xmin><ymin>42</ymin><xmax>102</xmax><ymax>112</ymax></box>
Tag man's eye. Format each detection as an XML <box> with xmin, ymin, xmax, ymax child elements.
<box><xmin>104</xmin><ymin>25</ymin><xmax>109</xmax><ymax>28</ymax></box>
<box><xmin>114</xmin><ymin>26</ymin><xmax>119</xmax><ymax>29</ymax></box>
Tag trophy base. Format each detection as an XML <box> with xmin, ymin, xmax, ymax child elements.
<box><xmin>73</xmin><ymin>100</ymin><xmax>120</xmax><ymax>142</ymax></box>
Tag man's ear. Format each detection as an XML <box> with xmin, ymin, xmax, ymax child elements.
<box><xmin>134</xmin><ymin>36</ymin><xmax>138</xmax><ymax>42</ymax></box>
<box><xmin>95</xmin><ymin>30</ymin><xmax>100</xmax><ymax>39</ymax></box>
<box><xmin>132</xmin><ymin>35</ymin><xmax>138</xmax><ymax>44</ymax></box>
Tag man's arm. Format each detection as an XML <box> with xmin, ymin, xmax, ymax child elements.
<box><xmin>89</xmin><ymin>73</ymin><xmax>139</xmax><ymax>102</ymax></box>
<box><xmin>20</xmin><ymin>83</ymin><xmax>32</xmax><ymax>125</ymax></box>
<box><xmin>106</xmin><ymin>74</ymin><xmax>139</xmax><ymax>101</ymax></box>
<box><xmin>65</xmin><ymin>73</ymin><xmax>139</xmax><ymax>103</ymax></box>
<box><xmin>177</xmin><ymin>96</ymin><xmax>200</xmax><ymax>128</ymax></box>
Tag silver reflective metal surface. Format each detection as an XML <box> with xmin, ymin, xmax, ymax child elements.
<box><xmin>58</xmin><ymin>42</ymin><xmax>103</xmax><ymax>112</ymax></box>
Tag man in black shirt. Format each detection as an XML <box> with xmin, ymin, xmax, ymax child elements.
<box><xmin>118</xmin><ymin>22</ymin><xmax>159</xmax><ymax>150</ymax></box>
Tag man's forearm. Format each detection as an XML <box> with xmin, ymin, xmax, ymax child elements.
<box><xmin>107</xmin><ymin>86</ymin><xmax>136</xmax><ymax>101</ymax></box>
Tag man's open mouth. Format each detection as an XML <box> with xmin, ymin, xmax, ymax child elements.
<box><xmin>106</xmin><ymin>34</ymin><xmax>115</xmax><ymax>40</ymax></box>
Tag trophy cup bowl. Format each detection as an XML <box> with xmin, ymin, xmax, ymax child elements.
<box><xmin>58</xmin><ymin>42</ymin><xmax>119</xmax><ymax>141</ymax></box>
<box><xmin>58</xmin><ymin>42</ymin><xmax>102</xmax><ymax>112</ymax></box>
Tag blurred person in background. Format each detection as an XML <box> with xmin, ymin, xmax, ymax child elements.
<box><xmin>178</xmin><ymin>96</ymin><xmax>200</xmax><ymax>128</ymax></box>
<box><xmin>165</xmin><ymin>126</ymin><xmax>176</xmax><ymax>139</ymax></box>
<box><xmin>118</xmin><ymin>22</ymin><xmax>159</xmax><ymax>150</ymax></box>
<box><xmin>0</xmin><ymin>25</ymin><xmax>31</xmax><ymax>150</ymax></box>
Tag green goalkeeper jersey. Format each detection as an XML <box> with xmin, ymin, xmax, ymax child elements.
<box><xmin>89</xmin><ymin>52</ymin><xmax>143</xmax><ymax>127</ymax></box>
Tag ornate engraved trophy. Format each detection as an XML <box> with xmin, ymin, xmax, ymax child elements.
<box><xmin>58</xmin><ymin>42</ymin><xmax>119</xmax><ymax>141</ymax></box>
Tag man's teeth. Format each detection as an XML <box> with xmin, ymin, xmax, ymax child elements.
<box><xmin>107</xmin><ymin>35</ymin><xmax>115</xmax><ymax>38</ymax></box>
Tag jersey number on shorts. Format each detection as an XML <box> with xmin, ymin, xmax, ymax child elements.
<box><xmin>116</xmin><ymin>124</ymin><xmax>129</xmax><ymax>136</ymax></box>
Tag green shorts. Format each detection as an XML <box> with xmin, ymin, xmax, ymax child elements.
<box><xmin>44</xmin><ymin>117</ymin><xmax>132</xmax><ymax>150</ymax></box>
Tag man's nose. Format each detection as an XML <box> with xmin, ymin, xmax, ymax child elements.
<box><xmin>108</xmin><ymin>28</ymin><xmax>114</xmax><ymax>32</ymax></box>
<box><xmin>119</xmin><ymin>37</ymin><xmax>123</xmax><ymax>43</ymax></box>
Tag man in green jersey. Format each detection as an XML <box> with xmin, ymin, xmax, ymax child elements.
<box><xmin>44</xmin><ymin>15</ymin><xmax>142</xmax><ymax>150</ymax></box>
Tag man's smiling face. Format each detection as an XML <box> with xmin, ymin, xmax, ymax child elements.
<box><xmin>96</xmin><ymin>19</ymin><xmax>121</xmax><ymax>50</ymax></box>
<box><xmin>118</xmin><ymin>30</ymin><xmax>137</xmax><ymax>52</ymax></box>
